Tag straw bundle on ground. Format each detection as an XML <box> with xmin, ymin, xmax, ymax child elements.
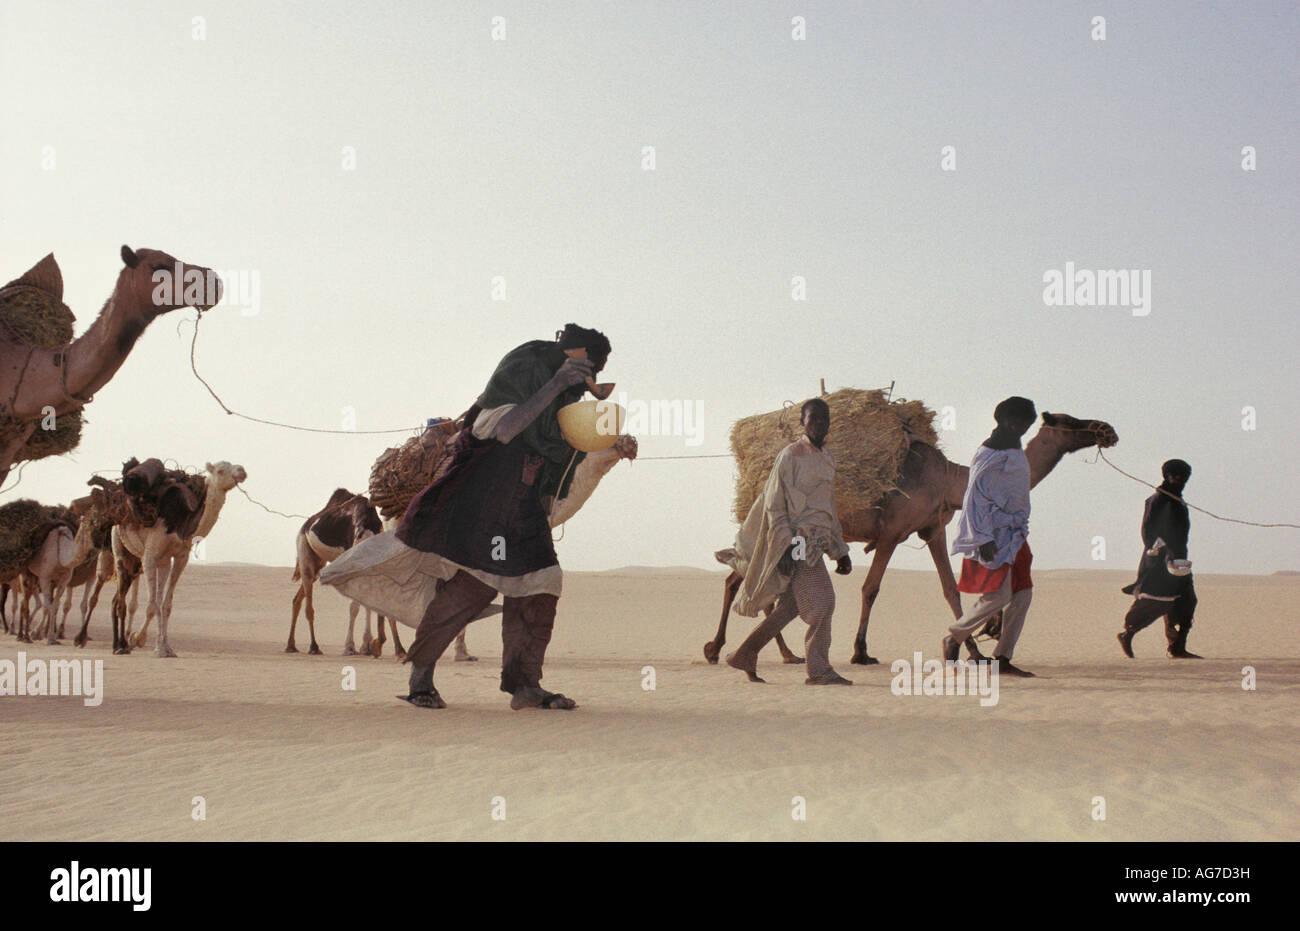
<box><xmin>730</xmin><ymin>387</ymin><xmax>939</xmax><ymax>522</ymax></box>
<box><xmin>369</xmin><ymin>418</ymin><xmax>461</xmax><ymax>520</ymax></box>
<box><xmin>0</xmin><ymin>499</ymin><xmax>61</xmax><ymax>576</ymax></box>
<box><xmin>0</xmin><ymin>285</ymin><xmax>75</xmax><ymax>347</ymax></box>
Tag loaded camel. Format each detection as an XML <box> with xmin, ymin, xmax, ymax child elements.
<box><xmin>369</xmin><ymin>422</ymin><xmax>639</xmax><ymax>658</ymax></box>
<box><xmin>288</xmin><ymin>489</ymin><xmax>405</xmax><ymax>658</ymax></box>
<box><xmin>22</xmin><ymin>514</ymin><xmax>96</xmax><ymax>644</ymax></box>
<box><xmin>0</xmin><ymin>246</ymin><xmax>222</xmax><ymax>485</ymax></box>
<box><xmin>109</xmin><ymin>460</ymin><xmax>247</xmax><ymax>656</ymax></box>
<box><xmin>705</xmin><ymin>411</ymin><xmax>1118</xmax><ymax>666</ymax></box>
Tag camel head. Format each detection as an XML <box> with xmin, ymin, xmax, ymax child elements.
<box><xmin>118</xmin><ymin>245</ymin><xmax>223</xmax><ymax>319</ymax></box>
<box><xmin>205</xmin><ymin>460</ymin><xmax>248</xmax><ymax>493</ymax></box>
<box><xmin>1039</xmin><ymin>412</ymin><xmax>1119</xmax><ymax>452</ymax></box>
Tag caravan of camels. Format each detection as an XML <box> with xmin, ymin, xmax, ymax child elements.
<box><xmin>0</xmin><ymin>244</ymin><xmax>1120</xmax><ymax>675</ymax></box>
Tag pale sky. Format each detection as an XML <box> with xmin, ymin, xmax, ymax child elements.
<box><xmin>2</xmin><ymin>0</ymin><xmax>1297</xmax><ymax>577</ymax></box>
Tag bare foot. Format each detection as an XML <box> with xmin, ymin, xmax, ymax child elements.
<box><xmin>725</xmin><ymin>651</ymin><xmax>765</xmax><ymax>683</ymax></box>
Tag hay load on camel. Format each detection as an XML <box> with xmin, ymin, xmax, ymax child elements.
<box><xmin>0</xmin><ymin>278</ymin><xmax>75</xmax><ymax>347</ymax></box>
<box><xmin>0</xmin><ymin>498</ymin><xmax>67</xmax><ymax>576</ymax></box>
<box><xmin>0</xmin><ymin>275</ymin><xmax>84</xmax><ymax>462</ymax></box>
<box><xmin>368</xmin><ymin>418</ymin><xmax>461</xmax><ymax>521</ymax></box>
<box><xmin>730</xmin><ymin>387</ymin><xmax>939</xmax><ymax>522</ymax></box>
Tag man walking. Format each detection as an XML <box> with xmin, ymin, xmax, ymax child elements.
<box><xmin>942</xmin><ymin>397</ymin><xmax>1037</xmax><ymax>678</ymax></box>
<box><xmin>323</xmin><ymin>324</ymin><xmax>612</xmax><ymax>710</ymax></box>
<box><xmin>1118</xmin><ymin>459</ymin><xmax>1200</xmax><ymax>659</ymax></box>
<box><xmin>720</xmin><ymin>398</ymin><xmax>854</xmax><ymax>685</ymax></box>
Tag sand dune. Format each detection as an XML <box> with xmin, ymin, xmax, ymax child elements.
<box><xmin>1</xmin><ymin>565</ymin><xmax>1295</xmax><ymax>841</ymax></box>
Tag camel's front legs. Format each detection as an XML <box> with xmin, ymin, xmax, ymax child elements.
<box><xmin>386</xmin><ymin>616</ymin><xmax>406</xmax><ymax>661</ymax></box>
<box><xmin>16</xmin><ymin>580</ymin><xmax>36</xmax><ymax>643</ymax></box>
<box><xmin>703</xmin><ymin>571</ymin><xmax>743</xmax><ymax>664</ymax></box>
<box><xmin>344</xmin><ymin>601</ymin><xmax>362</xmax><ymax>656</ymax></box>
<box><xmin>111</xmin><ymin>572</ymin><xmax>134</xmax><ymax>654</ymax></box>
<box><xmin>75</xmin><ymin>569</ymin><xmax>110</xmax><ymax>648</ymax></box>
<box><xmin>40</xmin><ymin>580</ymin><xmax>61</xmax><ymax>645</ymax></box>
<box><xmin>926</xmin><ymin>528</ymin><xmax>985</xmax><ymax>660</ymax></box>
<box><xmin>128</xmin><ymin>567</ymin><xmax>150</xmax><ymax>647</ymax></box>
<box><xmin>56</xmin><ymin>584</ymin><xmax>73</xmax><ymax>639</ymax></box>
<box><xmin>154</xmin><ymin>553</ymin><xmax>188</xmax><ymax>657</ymax></box>
<box><xmin>851</xmin><ymin>541</ymin><xmax>898</xmax><ymax>665</ymax></box>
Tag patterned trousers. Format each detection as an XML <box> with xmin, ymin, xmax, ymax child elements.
<box><xmin>735</xmin><ymin>560</ymin><xmax>838</xmax><ymax>677</ymax></box>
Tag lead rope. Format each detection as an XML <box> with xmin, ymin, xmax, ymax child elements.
<box><xmin>1095</xmin><ymin>449</ymin><xmax>1299</xmax><ymax>529</ymax></box>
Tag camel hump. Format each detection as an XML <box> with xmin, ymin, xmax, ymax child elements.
<box><xmin>4</xmin><ymin>254</ymin><xmax>63</xmax><ymax>298</ymax></box>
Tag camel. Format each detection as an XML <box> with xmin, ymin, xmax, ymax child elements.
<box><xmin>704</xmin><ymin>411</ymin><xmax>1118</xmax><ymax>666</ymax></box>
<box><xmin>111</xmin><ymin>460</ymin><xmax>247</xmax><ymax>656</ymax></box>
<box><xmin>289</xmin><ymin>488</ymin><xmax>405</xmax><ymax>658</ymax></box>
<box><xmin>373</xmin><ymin>430</ymin><xmax>639</xmax><ymax>659</ymax></box>
<box><xmin>15</xmin><ymin>515</ymin><xmax>94</xmax><ymax>644</ymax></box>
<box><xmin>0</xmin><ymin>246</ymin><xmax>223</xmax><ymax>485</ymax></box>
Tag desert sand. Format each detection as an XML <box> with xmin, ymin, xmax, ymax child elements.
<box><xmin>1</xmin><ymin>565</ymin><xmax>1296</xmax><ymax>841</ymax></box>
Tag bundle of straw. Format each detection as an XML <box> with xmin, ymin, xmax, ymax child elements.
<box><xmin>730</xmin><ymin>387</ymin><xmax>939</xmax><ymax>522</ymax></box>
<box><xmin>0</xmin><ymin>285</ymin><xmax>75</xmax><ymax>347</ymax></box>
<box><xmin>0</xmin><ymin>499</ymin><xmax>62</xmax><ymax>576</ymax></box>
<box><xmin>368</xmin><ymin>419</ymin><xmax>461</xmax><ymax>520</ymax></box>
<box><xmin>12</xmin><ymin>410</ymin><xmax>84</xmax><ymax>464</ymax></box>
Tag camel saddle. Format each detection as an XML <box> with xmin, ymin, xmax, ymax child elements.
<box><xmin>119</xmin><ymin>457</ymin><xmax>206</xmax><ymax>538</ymax></box>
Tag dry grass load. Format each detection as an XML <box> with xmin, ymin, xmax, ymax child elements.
<box><xmin>730</xmin><ymin>387</ymin><xmax>939</xmax><ymax>522</ymax></box>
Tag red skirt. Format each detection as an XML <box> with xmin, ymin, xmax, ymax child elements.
<box><xmin>957</xmin><ymin>542</ymin><xmax>1032</xmax><ymax>595</ymax></box>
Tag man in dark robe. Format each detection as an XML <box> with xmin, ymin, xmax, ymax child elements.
<box><xmin>395</xmin><ymin>324</ymin><xmax>612</xmax><ymax>709</ymax></box>
<box><xmin>1118</xmin><ymin>459</ymin><xmax>1200</xmax><ymax>659</ymax></box>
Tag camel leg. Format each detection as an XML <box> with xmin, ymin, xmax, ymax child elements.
<box><xmin>303</xmin><ymin>572</ymin><xmax>321</xmax><ymax>655</ymax></box>
<box><xmin>128</xmin><ymin>568</ymin><xmax>149</xmax><ymax>647</ymax></box>
<box><xmin>287</xmin><ymin>583</ymin><xmax>306</xmax><ymax>652</ymax></box>
<box><xmin>851</xmin><ymin>541</ymin><xmax>898</xmax><ymax>665</ymax></box>
<box><xmin>17</xmin><ymin>579</ymin><xmax>34</xmax><ymax>643</ymax></box>
<box><xmin>41</xmin><ymin>580</ymin><xmax>60</xmax><ymax>645</ymax></box>
<box><xmin>31</xmin><ymin>582</ymin><xmax>50</xmax><ymax>641</ymax></box>
<box><xmin>76</xmin><ymin>570</ymin><xmax>109</xmax><ymax>648</ymax></box>
<box><xmin>386</xmin><ymin>616</ymin><xmax>406</xmax><ymax>661</ymax></box>
<box><xmin>344</xmin><ymin>601</ymin><xmax>361</xmax><ymax>656</ymax></box>
<box><xmin>111</xmin><ymin>571</ymin><xmax>133</xmax><ymax>655</ymax></box>
<box><xmin>133</xmin><ymin>556</ymin><xmax>161</xmax><ymax>649</ymax></box>
<box><xmin>0</xmin><ymin>582</ymin><xmax>9</xmax><ymax>634</ymax></box>
<box><xmin>703</xmin><ymin>571</ymin><xmax>742</xmax><ymax>664</ymax></box>
<box><xmin>368</xmin><ymin>607</ymin><xmax>383</xmax><ymax>657</ymax></box>
<box><xmin>453</xmin><ymin>628</ymin><xmax>477</xmax><ymax>662</ymax></box>
<box><xmin>57</xmin><ymin>583</ymin><xmax>74</xmax><ymax>639</ymax></box>
<box><xmin>154</xmin><ymin>553</ymin><xmax>187</xmax><ymax>658</ymax></box>
<box><xmin>71</xmin><ymin>582</ymin><xmax>89</xmax><ymax>642</ymax></box>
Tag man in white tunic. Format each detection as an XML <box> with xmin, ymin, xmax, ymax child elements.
<box><xmin>719</xmin><ymin>398</ymin><xmax>853</xmax><ymax>685</ymax></box>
